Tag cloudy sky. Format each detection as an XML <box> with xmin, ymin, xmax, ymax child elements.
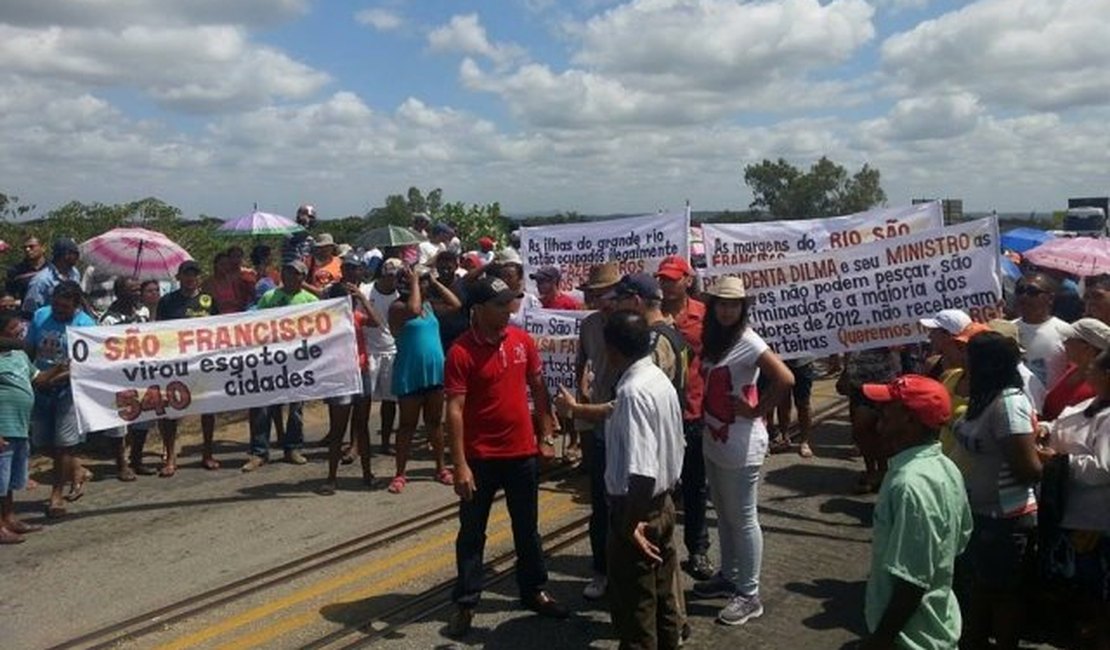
<box><xmin>2</xmin><ymin>0</ymin><xmax>1108</xmax><ymax>219</ymax></box>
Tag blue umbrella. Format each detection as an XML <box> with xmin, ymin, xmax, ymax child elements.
<box><xmin>1000</xmin><ymin>227</ymin><xmax>1054</xmax><ymax>254</ymax></box>
<box><xmin>1000</xmin><ymin>255</ymin><xmax>1022</xmax><ymax>280</ymax></box>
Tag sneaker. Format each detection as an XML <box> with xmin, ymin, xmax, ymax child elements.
<box><xmin>283</xmin><ymin>451</ymin><xmax>308</xmax><ymax>465</ymax></box>
<box><xmin>445</xmin><ymin>607</ymin><xmax>473</xmax><ymax>639</ymax></box>
<box><xmin>241</xmin><ymin>456</ymin><xmax>267</xmax><ymax>473</ymax></box>
<box><xmin>684</xmin><ymin>553</ymin><xmax>715</xmax><ymax>581</ymax></box>
<box><xmin>582</xmin><ymin>574</ymin><xmax>607</xmax><ymax>600</ymax></box>
<box><xmin>692</xmin><ymin>574</ymin><xmax>737</xmax><ymax>599</ymax></box>
<box><xmin>718</xmin><ymin>593</ymin><xmax>763</xmax><ymax>626</ymax></box>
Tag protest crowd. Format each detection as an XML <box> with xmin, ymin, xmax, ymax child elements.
<box><xmin>1</xmin><ymin>202</ymin><xmax>1109</xmax><ymax>650</ymax></box>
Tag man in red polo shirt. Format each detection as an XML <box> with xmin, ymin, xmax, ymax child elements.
<box><xmin>656</xmin><ymin>254</ymin><xmax>714</xmax><ymax>581</ymax></box>
<box><xmin>444</xmin><ymin>276</ymin><xmax>568</xmax><ymax>639</ymax></box>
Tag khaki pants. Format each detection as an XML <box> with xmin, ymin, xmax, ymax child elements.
<box><xmin>607</xmin><ymin>493</ymin><xmax>682</xmax><ymax>650</ymax></box>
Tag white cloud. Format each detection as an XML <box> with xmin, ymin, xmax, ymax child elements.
<box><xmin>0</xmin><ymin>24</ymin><xmax>329</xmax><ymax>113</ymax></box>
<box><xmin>355</xmin><ymin>8</ymin><xmax>404</xmax><ymax>31</ymax></box>
<box><xmin>460</xmin><ymin>0</ymin><xmax>875</xmax><ymax>127</ymax></box>
<box><xmin>881</xmin><ymin>0</ymin><xmax>1110</xmax><ymax>112</ymax></box>
<box><xmin>870</xmin><ymin>92</ymin><xmax>985</xmax><ymax>141</ymax></box>
<box><xmin>427</xmin><ymin>14</ymin><xmax>525</xmax><ymax>67</ymax></box>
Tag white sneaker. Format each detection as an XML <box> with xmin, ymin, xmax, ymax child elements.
<box><xmin>583</xmin><ymin>574</ymin><xmax>607</xmax><ymax>600</ymax></box>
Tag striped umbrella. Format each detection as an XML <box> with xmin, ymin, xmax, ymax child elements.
<box><xmin>218</xmin><ymin>210</ymin><xmax>304</xmax><ymax>236</ymax></box>
<box><xmin>79</xmin><ymin>227</ymin><xmax>193</xmax><ymax>280</ymax></box>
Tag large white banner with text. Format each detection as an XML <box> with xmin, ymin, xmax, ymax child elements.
<box><xmin>702</xmin><ymin>202</ymin><xmax>944</xmax><ymax>269</ymax></box>
<box><xmin>520</xmin><ymin>212</ymin><xmax>689</xmax><ymax>294</ymax></box>
<box><xmin>68</xmin><ymin>298</ymin><xmax>361</xmax><ymax>432</ymax></box>
<box><xmin>702</xmin><ymin>218</ymin><xmax>1003</xmax><ymax>359</ymax></box>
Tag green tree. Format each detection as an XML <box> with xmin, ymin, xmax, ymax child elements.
<box><xmin>0</xmin><ymin>192</ymin><xmax>36</xmax><ymax>221</ymax></box>
<box><xmin>743</xmin><ymin>156</ymin><xmax>886</xmax><ymax>219</ymax></box>
<box><xmin>440</xmin><ymin>201</ymin><xmax>510</xmax><ymax>249</ymax></box>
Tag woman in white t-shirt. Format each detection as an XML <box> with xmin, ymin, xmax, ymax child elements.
<box><xmin>693</xmin><ymin>277</ymin><xmax>794</xmax><ymax>627</ymax></box>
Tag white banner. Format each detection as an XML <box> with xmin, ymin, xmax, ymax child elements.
<box><xmin>702</xmin><ymin>201</ymin><xmax>944</xmax><ymax>269</ymax></box>
<box><xmin>522</xmin><ymin>308</ymin><xmax>593</xmax><ymax>400</ymax></box>
<box><xmin>702</xmin><ymin>218</ymin><xmax>1004</xmax><ymax>359</ymax></box>
<box><xmin>68</xmin><ymin>298</ymin><xmax>362</xmax><ymax>432</ymax></box>
<box><xmin>520</xmin><ymin>212</ymin><xmax>690</xmax><ymax>294</ymax></box>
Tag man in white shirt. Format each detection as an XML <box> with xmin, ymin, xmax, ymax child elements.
<box><xmin>596</xmin><ymin>310</ymin><xmax>686</xmax><ymax>649</ymax></box>
<box><xmin>1013</xmin><ymin>273</ymin><xmax>1070</xmax><ymax>389</ymax></box>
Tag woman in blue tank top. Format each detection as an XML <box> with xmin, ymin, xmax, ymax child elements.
<box><xmin>387</xmin><ymin>264</ymin><xmax>462</xmax><ymax>493</ymax></box>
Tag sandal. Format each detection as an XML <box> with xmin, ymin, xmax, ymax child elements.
<box><xmin>798</xmin><ymin>442</ymin><xmax>814</xmax><ymax>459</ymax></box>
<box><xmin>341</xmin><ymin>445</ymin><xmax>356</xmax><ymax>466</ymax></box>
<box><xmin>201</xmin><ymin>457</ymin><xmax>221</xmax><ymax>471</ymax></box>
<box><xmin>387</xmin><ymin>475</ymin><xmax>407</xmax><ymax>494</ymax></box>
<box><xmin>118</xmin><ymin>467</ymin><xmax>137</xmax><ymax>482</ymax></box>
<box><xmin>159</xmin><ymin>464</ymin><xmax>177</xmax><ymax>478</ymax></box>
<box><xmin>45</xmin><ymin>503</ymin><xmax>67</xmax><ymax>519</ymax></box>
<box><xmin>65</xmin><ymin>470</ymin><xmax>92</xmax><ymax>502</ymax></box>
<box><xmin>316</xmin><ymin>482</ymin><xmax>337</xmax><ymax>496</ymax></box>
<box><xmin>436</xmin><ymin>468</ymin><xmax>454</xmax><ymax>486</ymax></box>
<box><xmin>769</xmin><ymin>437</ymin><xmax>792</xmax><ymax>454</ymax></box>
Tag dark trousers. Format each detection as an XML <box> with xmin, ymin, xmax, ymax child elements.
<box><xmin>608</xmin><ymin>493</ymin><xmax>681</xmax><ymax>650</ymax></box>
<box><xmin>453</xmin><ymin>456</ymin><xmax>548</xmax><ymax>607</ymax></box>
<box><xmin>680</xmin><ymin>422</ymin><xmax>710</xmax><ymax>557</ymax></box>
<box><xmin>586</xmin><ymin>426</ymin><xmax>609</xmax><ymax>574</ymax></box>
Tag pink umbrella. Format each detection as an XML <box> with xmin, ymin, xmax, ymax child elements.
<box><xmin>1024</xmin><ymin>237</ymin><xmax>1110</xmax><ymax>277</ymax></box>
<box><xmin>80</xmin><ymin>227</ymin><xmax>193</xmax><ymax>280</ymax></box>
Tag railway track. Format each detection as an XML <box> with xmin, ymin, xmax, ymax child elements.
<box><xmin>49</xmin><ymin>395</ymin><xmax>850</xmax><ymax>650</ymax></box>
<box><xmin>305</xmin><ymin>398</ymin><xmax>851</xmax><ymax>650</ymax></box>
<box><xmin>46</xmin><ymin>464</ymin><xmax>580</xmax><ymax>650</ymax></box>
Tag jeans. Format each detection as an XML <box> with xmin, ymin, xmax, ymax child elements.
<box><xmin>248</xmin><ymin>403</ymin><xmax>304</xmax><ymax>458</ymax></box>
<box><xmin>705</xmin><ymin>460</ymin><xmax>763</xmax><ymax>596</ymax></box>
<box><xmin>680</xmin><ymin>422</ymin><xmax>710</xmax><ymax>557</ymax></box>
<box><xmin>587</xmin><ymin>425</ymin><xmax>609</xmax><ymax>574</ymax></box>
<box><xmin>453</xmin><ymin>456</ymin><xmax>548</xmax><ymax>607</ymax></box>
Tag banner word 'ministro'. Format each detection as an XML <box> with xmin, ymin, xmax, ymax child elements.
<box><xmin>68</xmin><ymin>298</ymin><xmax>362</xmax><ymax>432</ymax></box>
<box><xmin>701</xmin><ymin>201</ymin><xmax>944</xmax><ymax>269</ymax></box>
<box><xmin>519</xmin><ymin>212</ymin><xmax>689</xmax><ymax>295</ymax></box>
<box><xmin>703</xmin><ymin>218</ymin><xmax>1003</xmax><ymax>359</ymax></box>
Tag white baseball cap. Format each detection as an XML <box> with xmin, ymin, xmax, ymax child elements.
<box><xmin>1061</xmin><ymin>318</ymin><xmax>1110</xmax><ymax>351</ymax></box>
<box><xmin>919</xmin><ymin>309</ymin><xmax>972</xmax><ymax>336</ymax></box>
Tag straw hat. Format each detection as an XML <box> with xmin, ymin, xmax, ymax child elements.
<box><xmin>704</xmin><ymin>276</ymin><xmax>746</xmax><ymax>299</ymax></box>
<box><xmin>577</xmin><ymin>262</ymin><xmax>620</xmax><ymax>290</ymax></box>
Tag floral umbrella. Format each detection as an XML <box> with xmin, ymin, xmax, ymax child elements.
<box><xmin>80</xmin><ymin>228</ymin><xmax>193</xmax><ymax>280</ymax></box>
<box><xmin>1024</xmin><ymin>237</ymin><xmax>1110</xmax><ymax>277</ymax></box>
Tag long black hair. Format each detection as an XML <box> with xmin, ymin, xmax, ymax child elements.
<box><xmin>701</xmin><ymin>295</ymin><xmax>751</xmax><ymax>364</ymax></box>
<box><xmin>965</xmin><ymin>331</ymin><xmax>1024</xmax><ymax>420</ymax></box>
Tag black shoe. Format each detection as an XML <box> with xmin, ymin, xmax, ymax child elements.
<box><xmin>445</xmin><ymin>607</ymin><xmax>473</xmax><ymax>639</ymax></box>
<box><xmin>524</xmin><ymin>591</ymin><xmax>569</xmax><ymax>619</ymax></box>
<box><xmin>684</xmin><ymin>553</ymin><xmax>715</xmax><ymax>581</ymax></box>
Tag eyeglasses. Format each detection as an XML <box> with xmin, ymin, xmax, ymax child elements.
<box><xmin>1015</xmin><ymin>284</ymin><xmax>1048</xmax><ymax>296</ymax></box>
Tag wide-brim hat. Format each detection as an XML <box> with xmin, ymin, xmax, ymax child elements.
<box><xmin>704</xmin><ymin>276</ymin><xmax>746</xmax><ymax>299</ymax></box>
<box><xmin>578</xmin><ymin>262</ymin><xmax>620</xmax><ymax>290</ymax></box>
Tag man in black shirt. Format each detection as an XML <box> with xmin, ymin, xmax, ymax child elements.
<box><xmin>5</xmin><ymin>236</ymin><xmax>46</xmax><ymax>302</ymax></box>
<box><xmin>156</xmin><ymin>261</ymin><xmax>220</xmax><ymax>476</ymax></box>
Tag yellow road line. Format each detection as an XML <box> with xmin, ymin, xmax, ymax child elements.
<box><xmin>155</xmin><ymin>490</ymin><xmax>564</xmax><ymax>650</ymax></box>
<box><xmin>218</xmin><ymin>497</ymin><xmax>581</xmax><ymax>650</ymax></box>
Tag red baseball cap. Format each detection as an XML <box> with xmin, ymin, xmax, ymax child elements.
<box><xmin>655</xmin><ymin>255</ymin><xmax>693</xmax><ymax>280</ymax></box>
<box><xmin>478</xmin><ymin>236</ymin><xmax>495</xmax><ymax>252</ymax></box>
<box><xmin>861</xmin><ymin>374</ymin><xmax>951</xmax><ymax>429</ymax></box>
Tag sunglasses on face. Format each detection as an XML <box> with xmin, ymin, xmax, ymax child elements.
<box><xmin>1016</xmin><ymin>284</ymin><xmax>1048</xmax><ymax>296</ymax></box>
